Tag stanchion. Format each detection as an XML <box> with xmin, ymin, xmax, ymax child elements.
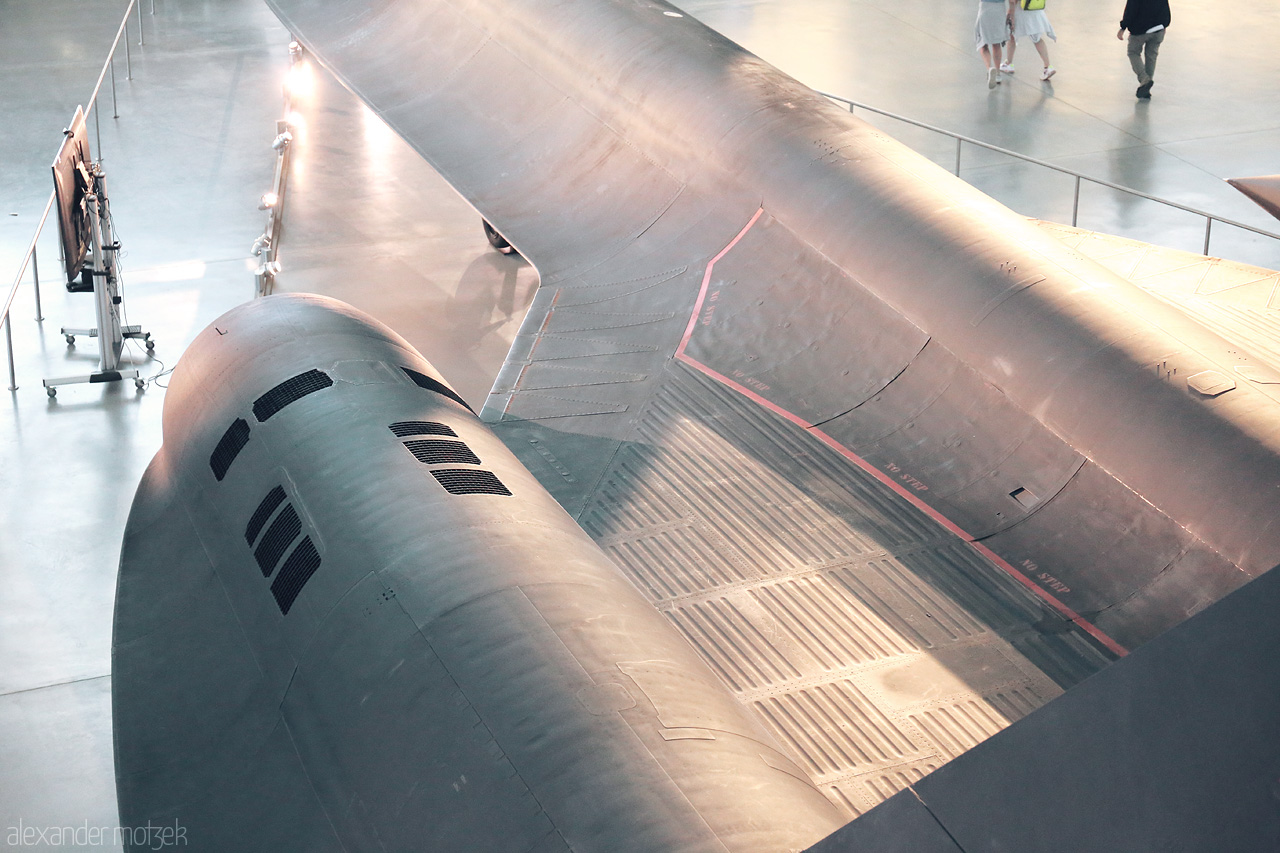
<box><xmin>5</xmin><ymin>315</ymin><xmax>16</xmax><ymax>392</ymax></box>
<box><xmin>32</xmin><ymin>249</ymin><xmax>43</xmax><ymax>323</ymax></box>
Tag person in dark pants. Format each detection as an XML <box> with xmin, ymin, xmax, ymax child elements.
<box><xmin>1117</xmin><ymin>0</ymin><xmax>1171</xmax><ymax>99</ymax></box>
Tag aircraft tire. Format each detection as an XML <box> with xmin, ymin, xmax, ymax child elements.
<box><xmin>482</xmin><ymin>219</ymin><xmax>517</xmax><ymax>255</ymax></box>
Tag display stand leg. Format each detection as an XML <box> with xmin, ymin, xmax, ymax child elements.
<box><xmin>43</xmin><ymin>167</ymin><xmax>153</xmax><ymax>398</ymax></box>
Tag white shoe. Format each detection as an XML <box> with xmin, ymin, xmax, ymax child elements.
<box><xmin>999</xmin><ymin>62</ymin><xmax>1014</xmax><ymax>73</ymax></box>
<box><xmin>1040</xmin><ymin>65</ymin><xmax>1056</xmax><ymax>81</ymax></box>
<box><xmin>988</xmin><ymin>67</ymin><xmax>1000</xmax><ymax>89</ymax></box>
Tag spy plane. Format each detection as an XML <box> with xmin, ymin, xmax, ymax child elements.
<box><xmin>112</xmin><ymin>0</ymin><xmax>1280</xmax><ymax>849</ymax></box>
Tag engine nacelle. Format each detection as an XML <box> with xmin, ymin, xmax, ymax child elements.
<box><xmin>112</xmin><ymin>294</ymin><xmax>843</xmax><ymax>851</ymax></box>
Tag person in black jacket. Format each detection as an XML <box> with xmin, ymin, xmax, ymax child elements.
<box><xmin>1117</xmin><ymin>0</ymin><xmax>1172</xmax><ymax>99</ymax></box>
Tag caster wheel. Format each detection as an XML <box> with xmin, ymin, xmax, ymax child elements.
<box><xmin>46</xmin><ymin>387</ymin><xmax>56</xmax><ymax>398</ymax></box>
<box><xmin>135</xmin><ymin>378</ymin><xmax>145</xmax><ymax>390</ymax></box>
<box><xmin>145</xmin><ymin>339</ymin><xmax>155</xmax><ymax>352</ymax></box>
<box><xmin>65</xmin><ymin>335</ymin><xmax>75</xmax><ymax>346</ymax></box>
<box><xmin>482</xmin><ymin>219</ymin><xmax>517</xmax><ymax>256</ymax></box>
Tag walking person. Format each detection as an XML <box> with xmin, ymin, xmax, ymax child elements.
<box><xmin>975</xmin><ymin>0</ymin><xmax>1010</xmax><ymax>89</ymax></box>
<box><xmin>1004</xmin><ymin>0</ymin><xmax>1057</xmax><ymax>81</ymax></box>
<box><xmin>1118</xmin><ymin>0</ymin><xmax>1171</xmax><ymax>99</ymax></box>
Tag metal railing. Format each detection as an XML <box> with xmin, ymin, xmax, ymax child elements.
<box><xmin>819</xmin><ymin>91</ymin><xmax>1280</xmax><ymax>258</ymax></box>
<box><xmin>7</xmin><ymin>33</ymin><xmax>1278</xmax><ymax>389</ymax></box>
<box><xmin>3</xmin><ymin>0</ymin><xmax>148</xmax><ymax>391</ymax></box>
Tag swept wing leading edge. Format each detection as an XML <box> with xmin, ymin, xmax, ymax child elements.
<box><xmin>270</xmin><ymin>0</ymin><xmax>1280</xmax><ymax>651</ymax></box>
<box><xmin>108</xmin><ymin>1</ymin><xmax>1280</xmax><ymax>844</ymax></box>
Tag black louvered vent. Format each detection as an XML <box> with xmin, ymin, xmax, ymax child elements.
<box><xmin>400</xmin><ymin>367</ymin><xmax>474</xmax><ymax>413</ymax></box>
<box><xmin>210</xmin><ymin>419</ymin><xmax>251</xmax><ymax>481</ymax></box>
<box><xmin>245</xmin><ymin>485</ymin><xmax>287</xmax><ymax>546</ymax></box>
<box><xmin>403</xmin><ymin>439</ymin><xmax>481</xmax><ymax>466</ymax></box>
<box><xmin>270</xmin><ymin>537</ymin><xmax>321</xmax><ymax>615</ymax></box>
<box><xmin>431</xmin><ymin>468</ymin><xmax>512</xmax><ymax>496</ymax></box>
<box><xmin>388</xmin><ymin>421</ymin><xmax>457</xmax><ymax>438</ymax></box>
<box><xmin>254</xmin><ymin>504</ymin><xmax>301</xmax><ymax>577</ymax></box>
<box><xmin>253</xmin><ymin>370</ymin><xmax>334</xmax><ymax>422</ymax></box>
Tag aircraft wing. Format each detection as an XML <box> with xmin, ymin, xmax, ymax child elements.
<box><xmin>809</xmin><ymin>548</ymin><xmax>1280</xmax><ymax>853</ymax></box>
<box><xmin>1037</xmin><ymin>220</ymin><xmax>1280</xmax><ymax>374</ymax></box>
<box><xmin>480</xmin><ymin>211</ymin><xmax>1102</xmax><ymax>815</ymax></box>
<box><xmin>265</xmin><ymin>0</ymin><xmax>1280</xmax><ymax>823</ymax></box>
<box><xmin>1228</xmin><ymin>174</ymin><xmax>1280</xmax><ymax>223</ymax></box>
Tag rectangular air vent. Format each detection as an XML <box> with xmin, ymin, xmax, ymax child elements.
<box><xmin>254</xmin><ymin>503</ymin><xmax>301</xmax><ymax>577</ymax></box>
<box><xmin>388</xmin><ymin>421</ymin><xmax>458</xmax><ymax>438</ymax></box>
<box><xmin>253</xmin><ymin>370</ymin><xmax>334</xmax><ymax>422</ymax></box>
<box><xmin>403</xmin><ymin>439</ymin><xmax>481</xmax><ymax>466</ymax></box>
<box><xmin>210</xmin><ymin>418</ymin><xmax>251</xmax><ymax>481</ymax></box>
<box><xmin>400</xmin><ymin>367</ymin><xmax>474</xmax><ymax>413</ymax></box>
<box><xmin>245</xmin><ymin>485</ymin><xmax>287</xmax><ymax>546</ymax></box>
<box><xmin>270</xmin><ymin>537</ymin><xmax>321</xmax><ymax>615</ymax></box>
<box><xmin>1009</xmin><ymin>487</ymin><xmax>1039</xmax><ymax>509</ymax></box>
<box><xmin>431</xmin><ymin>468</ymin><xmax>512</xmax><ymax>496</ymax></box>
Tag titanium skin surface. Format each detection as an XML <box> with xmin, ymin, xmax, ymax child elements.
<box><xmin>1229</xmin><ymin>174</ymin><xmax>1280</xmax><ymax>223</ymax></box>
<box><xmin>114</xmin><ymin>0</ymin><xmax>1280</xmax><ymax>847</ymax></box>
<box><xmin>267</xmin><ymin>0</ymin><xmax>1280</xmax><ymax>653</ymax></box>
<box><xmin>809</xmin><ymin>558</ymin><xmax>1280</xmax><ymax>853</ymax></box>
<box><xmin>112</xmin><ymin>294</ymin><xmax>845</xmax><ymax>851</ymax></box>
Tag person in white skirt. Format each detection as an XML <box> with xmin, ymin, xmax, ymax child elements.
<box><xmin>1002</xmin><ymin>0</ymin><xmax>1057</xmax><ymax>80</ymax></box>
<box><xmin>975</xmin><ymin>0</ymin><xmax>1010</xmax><ymax>89</ymax></box>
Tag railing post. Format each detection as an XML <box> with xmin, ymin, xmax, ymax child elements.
<box><xmin>1072</xmin><ymin>176</ymin><xmax>1081</xmax><ymax>227</ymax></box>
<box><xmin>954</xmin><ymin>137</ymin><xmax>962</xmax><ymax>176</ymax></box>
<box><xmin>1204</xmin><ymin>217</ymin><xmax>1213</xmax><ymax>256</ymax></box>
<box><xmin>5</xmin><ymin>315</ymin><xmax>16</xmax><ymax>392</ymax></box>
<box><xmin>32</xmin><ymin>249</ymin><xmax>43</xmax><ymax>322</ymax></box>
<box><xmin>110</xmin><ymin>55</ymin><xmax>119</xmax><ymax>119</ymax></box>
<box><xmin>94</xmin><ymin>103</ymin><xmax>102</xmax><ymax>157</ymax></box>
<box><xmin>124</xmin><ymin>18</ymin><xmax>132</xmax><ymax>79</ymax></box>
<box><xmin>137</xmin><ymin>0</ymin><xmax>144</xmax><ymax>45</ymax></box>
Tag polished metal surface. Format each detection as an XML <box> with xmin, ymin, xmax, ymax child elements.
<box><xmin>114</xmin><ymin>294</ymin><xmax>846</xmax><ymax>851</ymax></box>
<box><xmin>1039</xmin><ymin>220</ymin><xmax>1280</xmax><ymax>367</ymax></box>
<box><xmin>502</xmin><ymin>358</ymin><xmax>1104</xmax><ymax>817</ymax></box>
<box><xmin>270</xmin><ymin>0</ymin><xmax>1280</xmax><ymax>655</ymax></box>
<box><xmin>1229</xmin><ymin>175</ymin><xmax>1280</xmax><ymax>223</ymax></box>
<box><xmin>810</xmin><ymin>558</ymin><xmax>1280</xmax><ymax>853</ymax></box>
<box><xmin>4</xmin><ymin>0</ymin><xmax>1280</xmax><ymax>849</ymax></box>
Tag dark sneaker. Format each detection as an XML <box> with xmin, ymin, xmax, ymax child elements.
<box><xmin>1136</xmin><ymin>81</ymin><xmax>1153</xmax><ymax>99</ymax></box>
